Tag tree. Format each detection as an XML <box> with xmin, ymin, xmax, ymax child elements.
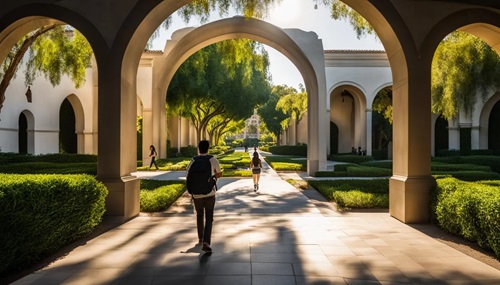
<box><xmin>167</xmin><ymin>39</ymin><xmax>271</xmax><ymax>143</ymax></box>
<box><xmin>432</xmin><ymin>31</ymin><xmax>500</xmax><ymax>120</ymax></box>
<box><xmin>0</xmin><ymin>25</ymin><xmax>93</xmax><ymax>113</ymax></box>
<box><xmin>372</xmin><ymin>88</ymin><xmax>392</xmax><ymax>150</ymax></box>
<box><xmin>276</xmin><ymin>85</ymin><xmax>308</xmax><ymax>145</ymax></box>
<box><xmin>258</xmin><ymin>84</ymin><xmax>294</xmax><ymax>145</ymax></box>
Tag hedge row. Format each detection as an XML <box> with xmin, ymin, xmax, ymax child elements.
<box><xmin>0</xmin><ymin>153</ymin><xmax>97</xmax><ymax>164</ymax></box>
<box><xmin>308</xmin><ymin>179</ymin><xmax>389</xmax><ymax>209</ymax></box>
<box><xmin>268</xmin><ymin>145</ymin><xmax>307</xmax><ymax>156</ymax></box>
<box><xmin>140</xmin><ymin>180</ymin><xmax>186</xmax><ymax>212</ymax></box>
<box><xmin>329</xmin><ymin>154</ymin><xmax>374</xmax><ymax>164</ymax></box>
<box><xmin>0</xmin><ymin>174</ymin><xmax>107</xmax><ymax>276</ymax></box>
<box><xmin>431</xmin><ymin>178</ymin><xmax>500</xmax><ymax>257</ymax></box>
<box><xmin>315</xmin><ymin>165</ymin><xmax>391</xmax><ymax>177</ymax></box>
<box><xmin>432</xmin><ymin>156</ymin><xmax>500</xmax><ymax>173</ymax></box>
<box><xmin>0</xmin><ymin>162</ymin><xmax>97</xmax><ymax>175</ymax></box>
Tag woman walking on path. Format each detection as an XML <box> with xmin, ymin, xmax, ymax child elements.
<box><xmin>250</xmin><ymin>151</ymin><xmax>262</xmax><ymax>191</ymax></box>
<box><xmin>149</xmin><ymin>145</ymin><xmax>159</xmax><ymax>170</ymax></box>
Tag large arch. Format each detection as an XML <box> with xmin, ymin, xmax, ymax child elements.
<box><xmin>152</xmin><ymin>17</ymin><xmax>326</xmax><ymax>174</ymax></box>
<box><xmin>479</xmin><ymin>92</ymin><xmax>500</xmax><ymax>150</ymax></box>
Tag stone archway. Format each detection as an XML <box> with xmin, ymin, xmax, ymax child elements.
<box><xmin>149</xmin><ymin>17</ymin><xmax>327</xmax><ymax>174</ymax></box>
<box><xmin>62</xmin><ymin>94</ymin><xmax>85</xmax><ymax>154</ymax></box>
<box><xmin>18</xmin><ymin>110</ymin><xmax>34</xmax><ymax>154</ymax></box>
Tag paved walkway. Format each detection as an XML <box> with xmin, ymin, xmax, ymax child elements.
<box><xmin>11</xmin><ymin>151</ymin><xmax>500</xmax><ymax>285</ymax></box>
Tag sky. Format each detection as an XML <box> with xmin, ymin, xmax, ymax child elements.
<box><xmin>150</xmin><ymin>0</ymin><xmax>384</xmax><ymax>90</ymax></box>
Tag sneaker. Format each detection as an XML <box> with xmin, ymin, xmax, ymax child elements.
<box><xmin>201</xmin><ymin>242</ymin><xmax>212</xmax><ymax>252</ymax></box>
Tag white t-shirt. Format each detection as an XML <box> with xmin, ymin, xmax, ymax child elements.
<box><xmin>186</xmin><ymin>154</ymin><xmax>222</xmax><ymax>198</ymax></box>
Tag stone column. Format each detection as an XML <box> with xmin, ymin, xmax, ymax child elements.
<box><xmin>180</xmin><ymin>117</ymin><xmax>190</xmax><ymax>147</ymax></box>
<box><xmin>448</xmin><ymin>124</ymin><xmax>460</xmax><ymax>150</ymax></box>
<box><xmin>366</xmin><ymin>109</ymin><xmax>373</xmax><ymax>156</ymax></box>
<box><xmin>289</xmin><ymin>118</ymin><xmax>297</xmax><ymax>145</ymax></box>
<box><xmin>97</xmin><ymin>63</ymin><xmax>139</xmax><ymax>220</ymax></box>
<box><xmin>389</xmin><ymin>60</ymin><xmax>435</xmax><ymax>223</ymax></box>
<box><xmin>471</xmin><ymin>125</ymin><xmax>480</xmax><ymax>150</ymax></box>
<box><xmin>142</xmin><ymin>108</ymin><xmax>153</xmax><ymax>166</ymax></box>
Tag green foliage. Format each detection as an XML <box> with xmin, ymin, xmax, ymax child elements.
<box><xmin>327</xmin><ymin>0</ymin><xmax>376</xmax><ymax>38</ymax></box>
<box><xmin>432</xmin><ymin>171</ymin><xmax>500</xmax><ymax>182</ymax></box>
<box><xmin>372</xmin><ymin>88</ymin><xmax>393</xmax><ymax>124</ymax></box>
<box><xmin>431</xmin><ymin>162</ymin><xmax>491</xmax><ymax>172</ymax></box>
<box><xmin>432</xmin><ymin>31</ymin><xmax>500</xmax><ymax>119</ymax></box>
<box><xmin>137</xmin><ymin>116</ymin><xmax>143</xmax><ymax>160</ymax></box>
<box><xmin>223</xmin><ymin>169</ymin><xmax>252</xmax><ymax>177</ymax></box>
<box><xmin>276</xmin><ymin>90</ymin><xmax>308</xmax><ymax>129</ymax></box>
<box><xmin>0</xmin><ymin>153</ymin><xmax>96</xmax><ymax>164</ymax></box>
<box><xmin>347</xmin><ymin>166</ymin><xmax>391</xmax><ymax>177</ymax></box>
<box><xmin>268</xmin><ymin>145</ymin><xmax>307</xmax><ymax>156</ymax></box>
<box><xmin>432</xmin><ymin>178</ymin><xmax>500</xmax><ymax>257</ymax></box>
<box><xmin>26</xmin><ymin>26</ymin><xmax>93</xmax><ymax>88</ymax></box>
<box><xmin>329</xmin><ymin>154</ymin><xmax>373</xmax><ymax>164</ymax></box>
<box><xmin>360</xmin><ymin>161</ymin><xmax>392</xmax><ymax>169</ymax></box>
<box><xmin>140</xmin><ymin>180</ymin><xmax>185</xmax><ymax>212</ymax></box>
<box><xmin>432</xmin><ymin>156</ymin><xmax>500</xmax><ymax>174</ymax></box>
<box><xmin>259</xmin><ymin>85</ymin><xmax>296</xmax><ymax>136</ymax></box>
<box><xmin>264</xmin><ymin>155</ymin><xmax>307</xmax><ymax>171</ymax></box>
<box><xmin>0</xmin><ymin>174</ymin><xmax>107</xmax><ymax>275</ymax></box>
<box><xmin>167</xmin><ymin>39</ymin><xmax>271</xmax><ymax>142</ymax></box>
<box><xmin>308</xmin><ymin>179</ymin><xmax>389</xmax><ymax>209</ymax></box>
<box><xmin>334</xmin><ymin>163</ymin><xmax>357</xmax><ymax>171</ymax></box>
<box><xmin>0</xmin><ymin>162</ymin><xmax>97</xmax><ymax>175</ymax></box>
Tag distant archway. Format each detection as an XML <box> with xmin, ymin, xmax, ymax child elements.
<box><xmin>434</xmin><ymin>115</ymin><xmax>449</xmax><ymax>155</ymax></box>
<box><xmin>489</xmin><ymin>101</ymin><xmax>500</xmax><ymax>151</ymax></box>
<box><xmin>18</xmin><ymin>110</ymin><xmax>34</xmax><ymax>154</ymax></box>
<box><xmin>59</xmin><ymin>98</ymin><xmax>77</xmax><ymax>154</ymax></box>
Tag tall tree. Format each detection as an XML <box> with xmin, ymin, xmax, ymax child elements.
<box><xmin>276</xmin><ymin>86</ymin><xmax>308</xmax><ymax>145</ymax></box>
<box><xmin>0</xmin><ymin>25</ymin><xmax>93</xmax><ymax>113</ymax></box>
<box><xmin>432</xmin><ymin>31</ymin><xmax>500</xmax><ymax>120</ymax></box>
<box><xmin>258</xmin><ymin>84</ymin><xmax>295</xmax><ymax>145</ymax></box>
<box><xmin>167</xmin><ymin>39</ymin><xmax>271</xmax><ymax>142</ymax></box>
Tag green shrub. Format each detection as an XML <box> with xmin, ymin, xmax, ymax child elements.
<box><xmin>268</xmin><ymin>145</ymin><xmax>307</xmax><ymax>156</ymax></box>
<box><xmin>371</xmin><ymin>149</ymin><xmax>388</xmax><ymax>160</ymax></box>
<box><xmin>334</xmin><ymin>163</ymin><xmax>357</xmax><ymax>171</ymax></box>
<box><xmin>433</xmin><ymin>156</ymin><xmax>500</xmax><ymax>174</ymax></box>
<box><xmin>432</xmin><ymin>178</ymin><xmax>500</xmax><ymax>257</ymax></box>
<box><xmin>432</xmin><ymin>171</ymin><xmax>500</xmax><ymax>181</ymax></box>
<box><xmin>347</xmin><ymin>166</ymin><xmax>392</xmax><ymax>177</ymax></box>
<box><xmin>0</xmin><ymin>153</ymin><xmax>97</xmax><ymax>164</ymax></box>
<box><xmin>268</xmin><ymin>162</ymin><xmax>304</xmax><ymax>171</ymax></box>
<box><xmin>140</xmin><ymin>180</ymin><xmax>185</xmax><ymax>212</ymax></box>
<box><xmin>431</xmin><ymin>163</ymin><xmax>491</xmax><ymax>172</ymax></box>
<box><xmin>329</xmin><ymin>154</ymin><xmax>373</xmax><ymax>164</ymax></box>
<box><xmin>308</xmin><ymin>179</ymin><xmax>389</xmax><ymax>209</ymax></box>
<box><xmin>360</xmin><ymin>161</ymin><xmax>392</xmax><ymax>169</ymax></box>
<box><xmin>0</xmin><ymin>162</ymin><xmax>97</xmax><ymax>175</ymax></box>
<box><xmin>0</xmin><ymin>174</ymin><xmax>107</xmax><ymax>276</ymax></box>
<box><xmin>314</xmin><ymin>171</ymin><xmax>348</xmax><ymax>177</ymax></box>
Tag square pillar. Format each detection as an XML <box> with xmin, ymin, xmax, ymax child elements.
<box><xmin>390</xmin><ymin>59</ymin><xmax>435</xmax><ymax>223</ymax></box>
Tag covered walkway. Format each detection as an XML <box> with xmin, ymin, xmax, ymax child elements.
<box><xmin>12</xmin><ymin>153</ymin><xmax>500</xmax><ymax>284</ymax></box>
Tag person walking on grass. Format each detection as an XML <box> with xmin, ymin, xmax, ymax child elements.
<box><xmin>186</xmin><ymin>140</ymin><xmax>222</xmax><ymax>253</ymax></box>
<box><xmin>149</xmin><ymin>145</ymin><xmax>159</xmax><ymax>170</ymax></box>
<box><xmin>250</xmin><ymin>151</ymin><xmax>262</xmax><ymax>191</ymax></box>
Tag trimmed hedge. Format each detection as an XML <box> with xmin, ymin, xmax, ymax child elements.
<box><xmin>268</xmin><ymin>145</ymin><xmax>307</xmax><ymax>156</ymax></box>
<box><xmin>360</xmin><ymin>161</ymin><xmax>392</xmax><ymax>169</ymax></box>
<box><xmin>333</xmin><ymin>163</ymin><xmax>357</xmax><ymax>171</ymax></box>
<box><xmin>315</xmin><ymin>165</ymin><xmax>391</xmax><ymax>177</ymax></box>
<box><xmin>0</xmin><ymin>162</ymin><xmax>97</xmax><ymax>175</ymax></box>
<box><xmin>0</xmin><ymin>153</ymin><xmax>97</xmax><ymax>164</ymax></box>
<box><xmin>432</xmin><ymin>171</ymin><xmax>500</xmax><ymax>181</ymax></box>
<box><xmin>264</xmin><ymin>155</ymin><xmax>307</xmax><ymax>171</ymax></box>
<box><xmin>432</xmin><ymin>156</ymin><xmax>500</xmax><ymax>174</ymax></box>
<box><xmin>0</xmin><ymin>174</ymin><xmax>107</xmax><ymax>276</ymax></box>
<box><xmin>308</xmin><ymin>179</ymin><xmax>389</xmax><ymax>209</ymax></box>
<box><xmin>431</xmin><ymin>163</ymin><xmax>491</xmax><ymax>172</ymax></box>
<box><xmin>432</xmin><ymin>178</ymin><xmax>500</xmax><ymax>257</ymax></box>
<box><xmin>329</xmin><ymin>154</ymin><xmax>373</xmax><ymax>164</ymax></box>
<box><xmin>140</xmin><ymin>180</ymin><xmax>186</xmax><ymax>212</ymax></box>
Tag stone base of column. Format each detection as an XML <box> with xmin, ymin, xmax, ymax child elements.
<box><xmin>308</xmin><ymin>160</ymin><xmax>319</xmax><ymax>176</ymax></box>
<box><xmin>101</xmin><ymin>176</ymin><xmax>140</xmax><ymax>220</ymax></box>
<box><xmin>389</xmin><ymin>175</ymin><xmax>436</xmax><ymax>223</ymax></box>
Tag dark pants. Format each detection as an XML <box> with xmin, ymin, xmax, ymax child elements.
<box><xmin>149</xmin><ymin>156</ymin><xmax>158</xmax><ymax>169</ymax></box>
<box><xmin>193</xmin><ymin>195</ymin><xmax>215</xmax><ymax>245</ymax></box>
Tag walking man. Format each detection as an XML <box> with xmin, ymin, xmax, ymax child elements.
<box><xmin>186</xmin><ymin>140</ymin><xmax>222</xmax><ymax>252</ymax></box>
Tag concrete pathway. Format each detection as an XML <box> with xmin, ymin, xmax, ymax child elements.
<box><xmin>11</xmin><ymin>150</ymin><xmax>500</xmax><ymax>285</ymax></box>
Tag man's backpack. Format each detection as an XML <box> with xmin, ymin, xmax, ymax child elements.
<box><xmin>186</xmin><ymin>155</ymin><xmax>216</xmax><ymax>195</ymax></box>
